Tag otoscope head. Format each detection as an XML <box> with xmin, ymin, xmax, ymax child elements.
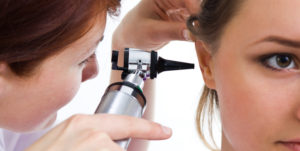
<box><xmin>112</xmin><ymin>48</ymin><xmax>195</xmax><ymax>80</ymax></box>
<box><xmin>151</xmin><ymin>57</ymin><xmax>195</xmax><ymax>78</ymax></box>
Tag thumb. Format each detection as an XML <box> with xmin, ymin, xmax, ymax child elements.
<box><xmin>146</xmin><ymin>20</ymin><xmax>192</xmax><ymax>43</ymax></box>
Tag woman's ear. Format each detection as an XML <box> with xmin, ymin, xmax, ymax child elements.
<box><xmin>0</xmin><ymin>62</ymin><xmax>11</xmax><ymax>77</ymax></box>
<box><xmin>0</xmin><ymin>62</ymin><xmax>10</xmax><ymax>96</ymax></box>
<box><xmin>195</xmin><ymin>40</ymin><xmax>216</xmax><ymax>89</ymax></box>
<box><xmin>0</xmin><ymin>62</ymin><xmax>16</xmax><ymax>84</ymax></box>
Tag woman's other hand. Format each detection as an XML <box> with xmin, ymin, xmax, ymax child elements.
<box><xmin>25</xmin><ymin>114</ymin><xmax>172</xmax><ymax>151</ymax></box>
<box><xmin>112</xmin><ymin>0</ymin><xmax>201</xmax><ymax>51</ymax></box>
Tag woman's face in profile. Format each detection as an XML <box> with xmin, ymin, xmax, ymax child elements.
<box><xmin>0</xmin><ymin>14</ymin><xmax>106</xmax><ymax>132</ymax></box>
<box><xmin>201</xmin><ymin>0</ymin><xmax>300</xmax><ymax>150</ymax></box>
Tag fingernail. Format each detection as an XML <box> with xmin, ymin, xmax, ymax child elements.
<box><xmin>161</xmin><ymin>125</ymin><xmax>172</xmax><ymax>135</ymax></box>
<box><xmin>182</xmin><ymin>29</ymin><xmax>192</xmax><ymax>41</ymax></box>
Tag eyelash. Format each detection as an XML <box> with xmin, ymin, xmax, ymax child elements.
<box><xmin>80</xmin><ymin>53</ymin><xmax>96</xmax><ymax>66</ymax></box>
<box><xmin>259</xmin><ymin>53</ymin><xmax>298</xmax><ymax>71</ymax></box>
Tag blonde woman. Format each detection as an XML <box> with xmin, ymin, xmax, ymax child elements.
<box><xmin>188</xmin><ymin>0</ymin><xmax>300</xmax><ymax>150</ymax></box>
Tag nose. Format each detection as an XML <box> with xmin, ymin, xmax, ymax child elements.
<box><xmin>81</xmin><ymin>56</ymin><xmax>99</xmax><ymax>82</ymax></box>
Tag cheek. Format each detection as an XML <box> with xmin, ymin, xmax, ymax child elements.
<box><xmin>40</xmin><ymin>70</ymin><xmax>82</xmax><ymax>113</ymax></box>
<box><xmin>213</xmin><ymin>52</ymin><xmax>300</xmax><ymax>150</ymax></box>
<box><xmin>48</xmin><ymin>76</ymin><xmax>80</xmax><ymax>107</ymax></box>
<box><xmin>32</xmin><ymin>72</ymin><xmax>81</xmax><ymax>130</ymax></box>
<box><xmin>19</xmin><ymin>70</ymin><xmax>81</xmax><ymax>132</ymax></box>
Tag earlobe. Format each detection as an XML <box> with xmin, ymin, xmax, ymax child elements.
<box><xmin>195</xmin><ymin>40</ymin><xmax>216</xmax><ymax>89</ymax></box>
<box><xmin>0</xmin><ymin>62</ymin><xmax>10</xmax><ymax>76</ymax></box>
<box><xmin>0</xmin><ymin>62</ymin><xmax>10</xmax><ymax>96</ymax></box>
<box><xmin>0</xmin><ymin>62</ymin><xmax>7</xmax><ymax>75</ymax></box>
<box><xmin>0</xmin><ymin>62</ymin><xmax>16</xmax><ymax>82</ymax></box>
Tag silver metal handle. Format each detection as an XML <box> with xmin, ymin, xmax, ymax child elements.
<box><xmin>95</xmin><ymin>76</ymin><xmax>146</xmax><ymax>149</ymax></box>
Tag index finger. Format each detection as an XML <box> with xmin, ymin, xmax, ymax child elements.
<box><xmin>67</xmin><ymin>114</ymin><xmax>172</xmax><ymax>141</ymax></box>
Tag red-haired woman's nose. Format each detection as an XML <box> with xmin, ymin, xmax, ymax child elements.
<box><xmin>81</xmin><ymin>58</ymin><xmax>99</xmax><ymax>82</ymax></box>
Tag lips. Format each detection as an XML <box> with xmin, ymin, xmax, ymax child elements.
<box><xmin>278</xmin><ymin>141</ymin><xmax>300</xmax><ymax>151</ymax></box>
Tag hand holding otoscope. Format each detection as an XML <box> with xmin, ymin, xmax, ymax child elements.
<box><xmin>18</xmin><ymin>0</ymin><xmax>197</xmax><ymax>150</ymax></box>
<box><xmin>95</xmin><ymin>48</ymin><xmax>194</xmax><ymax>149</ymax></box>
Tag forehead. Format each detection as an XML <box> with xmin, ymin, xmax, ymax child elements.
<box><xmin>58</xmin><ymin>14</ymin><xmax>106</xmax><ymax>57</ymax></box>
<box><xmin>39</xmin><ymin>13</ymin><xmax>106</xmax><ymax>67</ymax></box>
<box><xmin>221</xmin><ymin>0</ymin><xmax>300</xmax><ymax>46</ymax></box>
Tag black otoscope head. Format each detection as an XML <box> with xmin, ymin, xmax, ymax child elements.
<box><xmin>112</xmin><ymin>48</ymin><xmax>195</xmax><ymax>80</ymax></box>
<box><xmin>150</xmin><ymin>56</ymin><xmax>195</xmax><ymax>79</ymax></box>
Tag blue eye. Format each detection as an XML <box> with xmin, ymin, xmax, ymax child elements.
<box><xmin>261</xmin><ymin>54</ymin><xmax>297</xmax><ymax>70</ymax></box>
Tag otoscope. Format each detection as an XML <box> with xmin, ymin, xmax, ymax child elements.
<box><xmin>94</xmin><ymin>48</ymin><xmax>194</xmax><ymax>149</ymax></box>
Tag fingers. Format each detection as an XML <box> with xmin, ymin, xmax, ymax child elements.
<box><xmin>112</xmin><ymin>0</ymin><xmax>198</xmax><ymax>50</ymax></box>
<box><xmin>144</xmin><ymin>20</ymin><xmax>191</xmax><ymax>42</ymax></box>
<box><xmin>154</xmin><ymin>0</ymin><xmax>201</xmax><ymax>18</ymax></box>
<box><xmin>154</xmin><ymin>0</ymin><xmax>186</xmax><ymax>12</ymax></box>
<box><xmin>166</xmin><ymin>8</ymin><xmax>190</xmax><ymax>22</ymax></box>
<box><xmin>64</xmin><ymin>114</ymin><xmax>172</xmax><ymax>141</ymax></box>
<box><xmin>184</xmin><ymin>0</ymin><xmax>202</xmax><ymax>14</ymax></box>
<box><xmin>27</xmin><ymin>114</ymin><xmax>161</xmax><ymax>151</ymax></box>
<box><xmin>148</xmin><ymin>0</ymin><xmax>200</xmax><ymax>42</ymax></box>
<box><xmin>76</xmin><ymin>133</ymin><xmax>125</xmax><ymax>151</ymax></box>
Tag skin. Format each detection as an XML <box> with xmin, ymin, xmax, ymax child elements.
<box><xmin>196</xmin><ymin>0</ymin><xmax>300</xmax><ymax>150</ymax></box>
<box><xmin>0</xmin><ymin>11</ymin><xmax>171</xmax><ymax>151</ymax></box>
<box><xmin>112</xmin><ymin>0</ymin><xmax>200</xmax><ymax>50</ymax></box>
<box><xmin>0</xmin><ymin>0</ymin><xmax>197</xmax><ymax>150</ymax></box>
<box><xmin>0</xmin><ymin>13</ymin><xmax>105</xmax><ymax>132</ymax></box>
<box><xmin>111</xmin><ymin>0</ymin><xmax>199</xmax><ymax>150</ymax></box>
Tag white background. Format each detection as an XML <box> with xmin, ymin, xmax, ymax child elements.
<box><xmin>56</xmin><ymin>0</ymin><xmax>220</xmax><ymax>150</ymax></box>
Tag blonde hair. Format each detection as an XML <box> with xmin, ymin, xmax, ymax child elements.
<box><xmin>187</xmin><ymin>0</ymin><xmax>244</xmax><ymax>150</ymax></box>
<box><xmin>196</xmin><ymin>86</ymin><xmax>219</xmax><ymax>150</ymax></box>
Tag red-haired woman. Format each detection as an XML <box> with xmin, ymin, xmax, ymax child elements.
<box><xmin>0</xmin><ymin>0</ymin><xmax>197</xmax><ymax>150</ymax></box>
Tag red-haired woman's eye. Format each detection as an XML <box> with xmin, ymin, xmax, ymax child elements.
<box><xmin>79</xmin><ymin>53</ymin><xmax>96</xmax><ymax>66</ymax></box>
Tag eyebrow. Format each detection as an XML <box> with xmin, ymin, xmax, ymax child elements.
<box><xmin>253</xmin><ymin>36</ymin><xmax>300</xmax><ymax>48</ymax></box>
<box><xmin>97</xmin><ymin>35</ymin><xmax>104</xmax><ymax>44</ymax></box>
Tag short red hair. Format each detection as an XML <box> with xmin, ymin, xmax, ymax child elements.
<box><xmin>0</xmin><ymin>0</ymin><xmax>120</xmax><ymax>76</ymax></box>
